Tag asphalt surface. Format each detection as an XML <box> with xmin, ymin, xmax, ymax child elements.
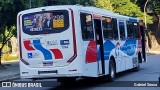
<box><xmin>1</xmin><ymin>54</ymin><xmax>160</xmax><ymax>90</ymax></box>
<box><xmin>0</xmin><ymin>61</ymin><xmax>20</xmax><ymax>81</ymax></box>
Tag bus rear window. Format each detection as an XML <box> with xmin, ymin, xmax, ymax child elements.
<box><xmin>22</xmin><ymin>10</ymin><xmax>69</xmax><ymax>35</ymax></box>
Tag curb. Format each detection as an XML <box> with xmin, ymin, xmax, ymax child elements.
<box><xmin>147</xmin><ymin>51</ymin><xmax>160</xmax><ymax>55</ymax></box>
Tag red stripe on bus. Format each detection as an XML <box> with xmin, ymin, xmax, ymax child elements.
<box><xmin>18</xmin><ymin>14</ymin><xmax>29</xmax><ymax>65</ymax></box>
<box><xmin>67</xmin><ymin>9</ymin><xmax>77</xmax><ymax>63</ymax></box>
<box><xmin>86</xmin><ymin>41</ymin><xmax>97</xmax><ymax>63</ymax></box>
<box><xmin>50</xmin><ymin>49</ymin><xmax>63</xmax><ymax>59</ymax></box>
<box><xmin>18</xmin><ymin>15</ymin><xmax>22</xmax><ymax>59</ymax></box>
<box><xmin>24</xmin><ymin>40</ymin><xmax>35</xmax><ymax>51</ymax></box>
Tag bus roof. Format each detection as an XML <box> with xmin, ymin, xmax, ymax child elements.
<box><xmin>18</xmin><ymin>5</ymin><xmax>139</xmax><ymax>22</ymax></box>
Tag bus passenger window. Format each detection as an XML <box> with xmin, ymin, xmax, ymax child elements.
<box><xmin>80</xmin><ymin>13</ymin><xmax>94</xmax><ymax>40</ymax></box>
<box><xmin>127</xmin><ymin>21</ymin><xmax>134</xmax><ymax>39</ymax></box>
<box><xmin>133</xmin><ymin>22</ymin><xmax>140</xmax><ymax>39</ymax></box>
<box><xmin>119</xmin><ymin>21</ymin><xmax>126</xmax><ymax>40</ymax></box>
<box><xmin>112</xmin><ymin>18</ymin><xmax>118</xmax><ymax>40</ymax></box>
<box><xmin>102</xmin><ymin>17</ymin><xmax>113</xmax><ymax>40</ymax></box>
<box><xmin>127</xmin><ymin>21</ymin><xmax>140</xmax><ymax>39</ymax></box>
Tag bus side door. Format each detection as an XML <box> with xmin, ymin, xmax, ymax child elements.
<box><xmin>80</xmin><ymin>12</ymin><xmax>99</xmax><ymax>77</ymax></box>
<box><xmin>118</xmin><ymin>20</ymin><xmax>127</xmax><ymax>71</ymax></box>
<box><xmin>93</xmin><ymin>14</ymin><xmax>105</xmax><ymax>75</ymax></box>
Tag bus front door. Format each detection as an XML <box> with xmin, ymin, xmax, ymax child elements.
<box><xmin>94</xmin><ymin>19</ymin><xmax>105</xmax><ymax>75</ymax></box>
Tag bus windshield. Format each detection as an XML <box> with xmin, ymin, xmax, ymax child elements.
<box><xmin>22</xmin><ymin>10</ymin><xmax>69</xmax><ymax>35</ymax></box>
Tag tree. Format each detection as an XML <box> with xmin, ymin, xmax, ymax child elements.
<box><xmin>136</xmin><ymin>0</ymin><xmax>145</xmax><ymax>11</ymax></box>
<box><xmin>43</xmin><ymin>0</ymin><xmax>93</xmax><ymax>6</ymax></box>
<box><xmin>130</xmin><ymin>0</ymin><xmax>137</xmax><ymax>3</ymax></box>
<box><xmin>150</xmin><ymin>0</ymin><xmax>160</xmax><ymax>30</ymax></box>
<box><xmin>0</xmin><ymin>0</ymin><xmax>45</xmax><ymax>65</ymax></box>
<box><xmin>111</xmin><ymin>0</ymin><xmax>152</xmax><ymax>24</ymax></box>
<box><xmin>93</xmin><ymin>0</ymin><xmax>113</xmax><ymax>11</ymax></box>
<box><xmin>0</xmin><ymin>0</ymin><xmax>18</xmax><ymax>65</ymax></box>
<box><xmin>31</xmin><ymin>0</ymin><xmax>46</xmax><ymax>8</ymax></box>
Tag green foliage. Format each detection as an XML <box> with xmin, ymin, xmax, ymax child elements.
<box><xmin>130</xmin><ymin>0</ymin><xmax>137</xmax><ymax>3</ymax></box>
<box><xmin>43</xmin><ymin>0</ymin><xmax>93</xmax><ymax>6</ymax></box>
<box><xmin>110</xmin><ymin>0</ymin><xmax>153</xmax><ymax>24</ymax></box>
<box><xmin>5</xmin><ymin>26</ymin><xmax>16</xmax><ymax>37</ymax></box>
<box><xmin>0</xmin><ymin>0</ymin><xmax>20</xmax><ymax>27</ymax></box>
<box><xmin>0</xmin><ymin>44</ymin><xmax>10</xmax><ymax>53</ymax></box>
<box><xmin>93</xmin><ymin>0</ymin><xmax>113</xmax><ymax>11</ymax></box>
<box><xmin>0</xmin><ymin>26</ymin><xmax>16</xmax><ymax>54</ymax></box>
<box><xmin>30</xmin><ymin>0</ymin><xmax>46</xmax><ymax>8</ymax></box>
<box><xmin>0</xmin><ymin>0</ymin><xmax>19</xmax><ymax>64</ymax></box>
<box><xmin>2</xmin><ymin>54</ymin><xmax>18</xmax><ymax>61</ymax></box>
<box><xmin>151</xmin><ymin>0</ymin><xmax>160</xmax><ymax>14</ymax></box>
<box><xmin>136</xmin><ymin>0</ymin><xmax>145</xmax><ymax>11</ymax></box>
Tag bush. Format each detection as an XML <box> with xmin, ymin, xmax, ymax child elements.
<box><xmin>2</xmin><ymin>54</ymin><xmax>18</xmax><ymax>61</ymax></box>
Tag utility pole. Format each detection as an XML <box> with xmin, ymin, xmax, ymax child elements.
<box><xmin>144</xmin><ymin>0</ymin><xmax>151</xmax><ymax>54</ymax></box>
<box><xmin>144</xmin><ymin>0</ymin><xmax>149</xmax><ymax>28</ymax></box>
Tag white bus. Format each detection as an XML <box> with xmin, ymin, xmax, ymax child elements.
<box><xmin>17</xmin><ymin>5</ymin><xmax>146</xmax><ymax>84</ymax></box>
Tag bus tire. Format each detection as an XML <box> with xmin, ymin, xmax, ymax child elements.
<box><xmin>108</xmin><ymin>60</ymin><xmax>116</xmax><ymax>82</ymax></box>
<box><xmin>57</xmin><ymin>77</ymin><xmax>76</xmax><ymax>85</ymax></box>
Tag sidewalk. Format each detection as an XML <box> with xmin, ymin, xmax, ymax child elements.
<box><xmin>0</xmin><ymin>61</ymin><xmax>20</xmax><ymax>81</ymax></box>
<box><xmin>148</xmin><ymin>51</ymin><xmax>160</xmax><ymax>54</ymax></box>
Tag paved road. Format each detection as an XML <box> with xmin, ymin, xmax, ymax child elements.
<box><xmin>0</xmin><ymin>61</ymin><xmax>20</xmax><ymax>81</ymax></box>
<box><xmin>1</xmin><ymin>54</ymin><xmax>160</xmax><ymax>90</ymax></box>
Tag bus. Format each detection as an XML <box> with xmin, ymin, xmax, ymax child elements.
<box><xmin>17</xmin><ymin>5</ymin><xmax>146</xmax><ymax>84</ymax></box>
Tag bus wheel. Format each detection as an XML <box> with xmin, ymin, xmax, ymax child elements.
<box><xmin>57</xmin><ymin>77</ymin><xmax>76</xmax><ymax>85</ymax></box>
<box><xmin>108</xmin><ymin>60</ymin><xmax>116</xmax><ymax>82</ymax></box>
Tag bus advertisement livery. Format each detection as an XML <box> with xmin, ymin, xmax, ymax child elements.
<box><xmin>17</xmin><ymin>5</ymin><xmax>146</xmax><ymax>84</ymax></box>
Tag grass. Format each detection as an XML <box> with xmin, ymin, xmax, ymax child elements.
<box><xmin>1</xmin><ymin>53</ymin><xmax>19</xmax><ymax>63</ymax></box>
<box><xmin>2</xmin><ymin>59</ymin><xmax>19</xmax><ymax>63</ymax></box>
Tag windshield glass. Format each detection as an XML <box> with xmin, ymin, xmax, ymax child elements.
<box><xmin>22</xmin><ymin>10</ymin><xmax>69</xmax><ymax>35</ymax></box>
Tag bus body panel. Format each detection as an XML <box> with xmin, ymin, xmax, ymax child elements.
<box><xmin>19</xmin><ymin>8</ymin><xmax>75</xmax><ymax>68</ymax></box>
<box><xmin>18</xmin><ymin>6</ymin><xmax>83</xmax><ymax>78</ymax></box>
<box><xmin>17</xmin><ymin>5</ymin><xmax>145</xmax><ymax>79</ymax></box>
<box><xmin>20</xmin><ymin>55</ymin><xmax>83</xmax><ymax>78</ymax></box>
<box><xmin>82</xmin><ymin>41</ymin><xmax>99</xmax><ymax>77</ymax></box>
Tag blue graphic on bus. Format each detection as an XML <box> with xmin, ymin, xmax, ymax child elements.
<box><xmin>33</xmin><ymin>40</ymin><xmax>52</xmax><ymax>60</ymax></box>
<box><xmin>28</xmin><ymin>53</ymin><xmax>32</xmax><ymax>58</ymax></box>
<box><xmin>120</xmin><ymin>39</ymin><xmax>136</xmax><ymax>56</ymax></box>
<box><xmin>98</xmin><ymin>39</ymin><xmax>137</xmax><ymax>60</ymax></box>
<box><xmin>60</xmin><ymin>40</ymin><xmax>70</xmax><ymax>45</ymax></box>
